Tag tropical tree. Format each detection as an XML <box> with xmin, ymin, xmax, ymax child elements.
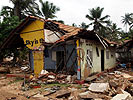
<box><xmin>86</xmin><ymin>7</ymin><xmax>110</xmax><ymax>35</ymax></box>
<box><xmin>79</xmin><ymin>22</ymin><xmax>89</xmax><ymax>29</ymax></box>
<box><xmin>39</xmin><ymin>0</ymin><xmax>60</xmax><ymax>19</ymax></box>
<box><xmin>106</xmin><ymin>23</ymin><xmax>121</xmax><ymax>42</ymax></box>
<box><xmin>1</xmin><ymin>0</ymin><xmax>40</xmax><ymax>20</ymax></box>
<box><xmin>0</xmin><ymin>13</ymin><xmax>20</xmax><ymax>62</ymax></box>
<box><xmin>0</xmin><ymin>15</ymin><xmax>20</xmax><ymax>45</ymax></box>
<box><xmin>128</xmin><ymin>29</ymin><xmax>133</xmax><ymax>39</ymax></box>
<box><xmin>121</xmin><ymin>13</ymin><xmax>133</xmax><ymax>32</ymax></box>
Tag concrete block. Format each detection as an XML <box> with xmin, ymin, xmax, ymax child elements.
<box><xmin>88</xmin><ymin>83</ymin><xmax>109</xmax><ymax>92</ymax></box>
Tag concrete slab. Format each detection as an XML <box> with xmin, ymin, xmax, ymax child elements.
<box><xmin>88</xmin><ymin>83</ymin><xmax>109</xmax><ymax>92</ymax></box>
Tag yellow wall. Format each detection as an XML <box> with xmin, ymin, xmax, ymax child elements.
<box><xmin>33</xmin><ymin>51</ymin><xmax>44</xmax><ymax>76</ymax></box>
<box><xmin>20</xmin><ymin>19</ymin><xmax>44</xmax><ymax>76</ymax></box>
<box><xmin>80</xmin><ymin>39</ymin><xmax>116</xmax><ymax>78</ymax></box>
<box><xmin>20</xmin><ymin>20</ymin><xmax>44</xmax><ymax>49</ymax></box>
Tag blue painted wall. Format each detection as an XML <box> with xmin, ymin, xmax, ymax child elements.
<box><xmin>29</xmin><ymin>50</ymin><xmax>34</xmax><ymax>71</ymax></box>
<box><xmin>44</xmin><ymin>43</ymin><xmax>77</xmax><ymax>71</ymax></box>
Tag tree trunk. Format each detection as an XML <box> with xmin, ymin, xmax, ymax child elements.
<box><xmin>13</xmin><ymin>1</ymin><xmax>21</xmax><ymax>20</ymax></box>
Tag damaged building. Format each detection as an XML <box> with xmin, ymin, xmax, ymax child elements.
<box><xmin>117</xmin><ymin>39</ymin><xmax>133</xmax><ymax>66</ymax></box>
<box><xmin>0</xmin><ymin>16</ymin><xmax>117</xmax><ymax>79</ymax></box>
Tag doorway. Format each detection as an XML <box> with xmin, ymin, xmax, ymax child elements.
<box><xmin>56</xmin><ymin>51</ymin><xmax>64</xmax><ymax>71</ymax></box>
<box><xmin>101</xmin><ymin>50</ymin><xmax>104</xmax><ymax>71</ymax></box>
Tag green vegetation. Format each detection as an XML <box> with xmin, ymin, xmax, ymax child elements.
<box><xmin>0</xmin><ymin>1</ymin><xmax>133</xmax><ymax>62</ymax></box>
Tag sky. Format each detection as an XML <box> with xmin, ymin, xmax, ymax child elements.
<box><xmin>0</xmin><ymin>0</ymin><xmax>133</xmax><ymax>29</ymax></box>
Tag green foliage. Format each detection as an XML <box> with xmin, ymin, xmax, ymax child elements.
<box><xmin>2</xmin><ymin>0</ymin><xmax>40</xmax><ymax>20</ymax></box>
<box><xmin>0</xmin><ymin>15</ymin><xmax>20</xmax><ymax>45</ymax></box>
<box><xmin>39</xmin><ymin>0</ymin><xmax>60</xmax><ymax>19</ymax></box>
<box><xmin>86</xmin><ymin>6</ymin><xmax>110</xmax><ymax>35</ymax></box>
<box><xmin>18</xmin><ymin>47</ymin><xmax>29</xmax><ymax>62</ymax></box>
<box><xmin>79</xmin><ymin>22</ymin><xmax>89</xmax><ymax>29</ymax></box>
<box><xmin>121</xmin><ymin>13</ymin><xmax>133</xmax><ymax>32</ymax></box>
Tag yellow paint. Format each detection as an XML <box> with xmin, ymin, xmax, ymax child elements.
<box><xmin>19</xmin><ymin>19</ymin><xmax>45</xmax><ymax>76</ymax></box>
<box><xmin>20</xmin><ymin>20</ymin><xmax>44</xmax><ymax>49</ymax></box>
<box><xmin>33</xmin><ymin>51</ymin><xmax>44</xmax><ymax>76</ymax></box>
<box><xmin>76</xmin><ymin>40</ymin><xmax>80</xmax><ymax>66</ymax></box>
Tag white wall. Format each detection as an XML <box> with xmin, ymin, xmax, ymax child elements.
<box><xmin>79</xmin><ymin>39</ymin><xmax>116</xmax><ymax>78</ymax></box>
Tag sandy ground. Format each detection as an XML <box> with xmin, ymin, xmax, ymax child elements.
<box><xmin>0</xmin><ymin>75</ymin><xmax>40</xmax><ymax>100</ymax></box>
<box><xmin>0</xmin><ymin>67</ymin><xmax>132</xmax><ymax>100</ymax></box>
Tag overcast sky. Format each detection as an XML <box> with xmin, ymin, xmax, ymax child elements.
<box><xmin>0</xmin><ymin>0</ymin><xmax>133</xmax><ymax>29</ymax></box>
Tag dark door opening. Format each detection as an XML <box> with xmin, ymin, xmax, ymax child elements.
<box><xmin>56</xmin><ymin>51</ymin><xmax>64</xmax><ymax>71</ymax></box>
<box><xmin>101</xmin><ymin>50</ymin><xmax>104</xmax><ymax>71</ymax></box>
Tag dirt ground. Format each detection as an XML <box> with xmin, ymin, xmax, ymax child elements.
<box><xmin>0</xmin><ymin>76</ymin><xmax>40</xmax><ymax>100</ymax></box>
<box><xmin>0</xmin><ymin>67</ymin><xmax>133</xmax><ymax>100</ymax></box>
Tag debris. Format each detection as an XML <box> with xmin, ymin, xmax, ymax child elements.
<box><xmin>75</xmin><ymin>80</ymin><xmax>84</xmax><ymax>84</ymax></box>
<box><xmin>85</xmin><ymin>74</ymin><xmax>97</xmax><ymax>82</ymax></box>
<box><xmin>89</xmin><ymin>83</ymin><xmax>109</xmax><ymax>92</ymax></box>
<box><xmin>78</xmin><ymin>91</ymin><xmax>107</xmax><ymax>99</ymax></box>
<box><xmin>43</xmin><ymin>91</ymin><xmax>56</xmax><ymax>96</ymax></box>
<box><xmin>114</xmin><ymin>71</ymin><xmax>121</xmax><ymax>75</ymax></box>
<box><xmin>111</xmin><ymin>94</ymin><xmax>131</xmax><ymax>100</ymax></box>
<box><xmin>66</xmin><ymin>75</ymin><xmax>72</xmax><ymax>83</ymax></box>
<box><xmin>68</xmin><ymin>96</ymin><xmax>74</xmax><ymax>100</ymax></box>
<box><xmin>55</xmin><ymin>90</ymin><xmax>71</xmax><ymax>98</ymax></box>
<box><xmin>40</xmin><ymin>70</ymin><xmax>49</xmax><ymax>74</ymax></box>
<box><xmin>121</xmin><ymin>89</ymin><xmax>132</xmax><ymax>98</ymax></box>
<box><xmin>0</xmin><ymin>67</ymin><xmax>10</xmax><ymax>73</ymax></box>
<box><xmin>6</xmin><ymin>74</ymin><xmax>30</xmax><ymax>78</ymax></box>
<box><xmin>125</xmin><ymin>85</ymin><xmax>133</xmax><ymax>96</ymax></box>
<box><xmin>48</xmin><ymin>75</ymin><xmax>55</xmax><ymax>79</ymax></box>
<box><xmin>109</xmin><ymin>81</ymin><xmax>118</xmax><ymax>88</ymax></box>
<box><xmin>121</xmin><ymin>73</ymin><xmax>133</xmax><ymax>79</ymax></box>
<box><xmin>33</xmin><ymin>93</ymin><xmax>44</xmax><ymax>99</ymax></box>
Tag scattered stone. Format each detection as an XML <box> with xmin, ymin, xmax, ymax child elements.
<box><xmin>71</xmin><ymin>75</ymin><xmax>77</xmax><ymax>83</ymax></box>
<box><xmin>93</xmin><ymin>99</ymin><xmax>103</xmax><ymax>100</ymax></box>
<box><xmin>121</xmin><ymin>89</ymin><xmax>132</xmax><ymax>98</ymax></box>
<box><xmin>109</xmin><ymin>81</ymin><xmax>118</xmax><ymax>88</ymax></box>
<box><xmin>78</xmin><ymin>91</ymin><xmax>98</xmax><ymax>99</ymax></box>
<box><xmin>111</xmin><ymin>94</ymin><xmax>131</xmax><ymax>100</ymax></box>
<box><xmin>121</xmin><ymin>73</ymin><xmax>133</xmax><ymax>79</ymax></box>
<box><xmin>128</xmin><ymin>77</ymin><xmax>133</xmax><ymax>83</ymax></box>
<box><xmin>0</xmin><ymin>67</ymin><xmax>10</xmax><ymax>73</ymax></box>
<box><xmin>48</xmin><ymin>75</ymin><xmax>55</xmax><ymax>79</ymax></box>
<box><xmin>55</xmin><ymin>90</ymin><xmax>71</xmax><ymax>98</ymax></box>
<box><xmin>89</xmin><ymin>83</ymin><xmax>109</xmax><ymax>92</ymax></box>
<box><xmin>68</xmin><ymin>96</ymin><xmax>74</xmax><ymax>100</ymax></box>
<box><xmin>33</xmin><ymin>93</ymin><xmax>44</xmax><ymax>98</ymax></box>
<box><xmin>40</xmin><ymin>70</ymin><xmax>49</xmax><ymax>74</ymax></box>
<box><xmin>85</xmin><ymin>75</ymin><xmax>97</xmax><ymax>82</ymax></box>
<box><xmin>66</xmin><ymin>75</ymin><xmax>72</xmax><ymax>83</ymax></box>
<box><xmin>125</xmin><ymin>85</ymin><xmax>133</xmax><ymax>96</ymax></box>
<box><xmin>114</xmin><ymin>71</ymin><xmax>121</xmax><ymax>75</ymax></box>
<box><xmin>109</xmin><ymin>72</ymin><xmax>115</xmax><ymax>75</ymax></box>
<box><xmin>47</xmin><ymin>79</ymin><xmax>56</xmax><ymax>83</ymax></box>
<box><xmin>43</xmin><ymin>91</ymin><xmax>56</xmax><ymax>96</ymax></box>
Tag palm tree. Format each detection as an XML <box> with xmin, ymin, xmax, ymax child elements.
<box><xmin>79</xmin><ymin>22</ymin><xmax>89</xmax><ymax>29</ymax></box>
<box><xmin>107</xmin><ymin>23</ymin><xmax>121</xmax><ymax>41</ymax></box>
<box><xmin>86</xmin><ymin>7</ymin><xmax>110</xmax><ymax>34</ymax></box>
<box><xmin>121</xmin><ymin>13</ymin><xmax>133</xmax><ymax>32</ymax></box>
<box><xmin>2</xmin><ymin>0</ymin><xmax>40</xmax><ymax>20</ymax></box>
<box><xmin>0</xmin><ymin>6</ymin><xmax>14</xmax><ymax>18</ymax></box>
<box><xmin>39</xmin><ymin>0</ymin><xmax>60</xmax><ymax>19</ymax></box>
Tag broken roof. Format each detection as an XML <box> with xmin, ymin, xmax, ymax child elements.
<box><xmin>0</xmin><ymin>16</ymin><xmax>116</xmax><ymax>50</ymax></box>
<box><xmin>0</xmin><ymin>16</ymin><xmax>81</xmax><ymax>50</ymax></box>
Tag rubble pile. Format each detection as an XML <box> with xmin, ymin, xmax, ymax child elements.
<box><xmin>0</xmin><ymin>67</ymin><xmax>132</xmax><ymax>100</ymax></box>
<box><xmin>18</xmin><ymin>68</ymin><xmax>133</xmax><ymax>100</ymax></box>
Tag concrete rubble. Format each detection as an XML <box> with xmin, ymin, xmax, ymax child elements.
<box><xmin>0</xmin><ymin>66</ymin><xmax>133</xmax><ymax>100</ymax></box>
<box><xmin>88</xmin><ymin>83</ymin><xmax>109</xmax><ymax>92</ymax></box>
